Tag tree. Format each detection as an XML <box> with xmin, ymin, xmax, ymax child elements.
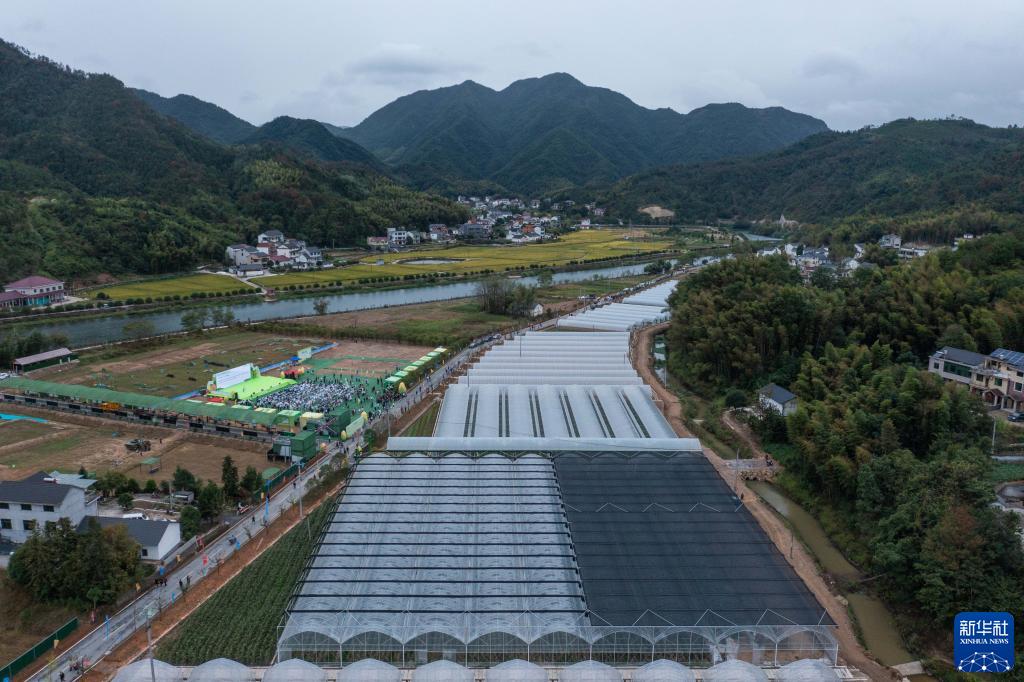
<box><xmin>117</xmin><ymin>491</ymin><xmax>134</xmax><ymax>510</ymax></box>
<box><xmin>724</xmin><ymin>389</ymin><xmax>747</xmax><ymax>408</ymax></box>
<box><xmin>210</xmin><ymin>306</ymin><xmax>235</xmax><ymax>327</ymax></box>
<box><xmin>179</xmin><ymin>505</ymin><xmax>201</xmax><ymax>540</ymax></box>
<box><xmin>221</xmin><ymin>456</ymin><xmax>239</xmax><ymax>499</ymax></box>
<box><xmin>180</xmin><ymin>309</ymin><xmax>208</xmax><ymax>333</ymax></box>
<box><xmin>123</xmin><ymin>319</ymin><xmax>156</xmax><ymax>341</ymax></box>
<box><xmin>144</xmin><ymin>479</ymin><xmax>158</xmax><ymax>494</ymax></box>
<box><xmin>172</xmin><ymin>466</ymin><xmax>198</xmax><ymax>493</ymax></box>
<box><xmin>313</xmin><ymin>298</ymin><xmax>329</xmax><ymax>315</ymax></box>
<box><xmin>197</xmin><ymin>481</ymin><xmax>224</xmax><ymax>519</ymax></box>
<box><xmin>240</xmin><ymin>466</ymin><xmax>262</xmax><ymax>498</ymax></box>
<box><xmin>537</xmin><ymin>270</ymin><xmax>554</xmax><ymax>288</ymax></box>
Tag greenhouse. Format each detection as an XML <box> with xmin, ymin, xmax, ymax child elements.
<box><xmin>411</xmin><ymin>660</ymin><xmax>476</xmax><ymax>681</ymax></box>
<box><xmin>559</xmin><ymin>660</ymin><xmax>622</xmax><ymax>682</ymax></box>
<box><xmin>111</xmin><ymin>659</ymin><xmax>180</xmax><ymax>682</ymax></box>
<box><xmin>274</xmin><ymin>331</ymin><xmax>838</xmax><ymax>670</ymax></box>
<box><xmin>701</xmin><ymin>660</ymin><xmax>770</xmax><ymax>681</ymax></box>
<box><xmin>337</xmin><ymin>658</ymin><xmax>403</xmax><ymax>682</ymax></box>
<box><xmin>632</xmin><ymin>659</ymin><xmax>696</xmax><ymax>682</ymax></box>
<box><xmin>556</xmin><ymin>303</ymin><xmax>669</xmax><ymax>331</ymax></box>
<box><xmin>775</xmin><ymin>658</ymin><xmax>841</xmax><ymax>681</ymax></box>
<box><xmin>188</xmin><ymin>658</ymin><xmax>251</xmax><ymax>682</ymax></box>
<box><xmin>262</xmin><ymin>658</ymin><xmax>328</xmax><ymax>682</ymax></box>
<box><xmin>485</xmin><ymin>659</ymin><xmax>548</xmax><ymax>682</ymax></box>
<box><xmin>621</xmin><ymin>280</ymin><xmax>678</xmax><ymax>308</ymax></box>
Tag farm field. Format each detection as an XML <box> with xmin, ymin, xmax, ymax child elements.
<box><xmin>87</xmin><ymin>274</ymin><xmax>253</xmax><ymax>300</ymax></box>
<box><xmin>0</xmin><ymin>409</ymin><xmax>267</xmax><ymax>485</ymax></box>
<box><xmin>34</xmin><ymin>331</ymin><xmax>325</xmax><ymax>398</ymax></box>
<box><xmin>297</xmin><ymin>300</ymin><xmax>515</xmax><ymax>347</ymax></box>
<box><xmin>400</xmin><ymin>402</ymin><xmax>440</xmax><ymax>437</ymax></box>
<box><xmin>535</xmin><ymin>274</ymin><xmax>650</xmax><ymax>303</ymax></box>
<box><xmin>251</xmin><ymin>229</ymin><xmax>674</xmax><ymax>287</ymax></box>
<box><xmin>155</xmin><ymin>500</ymin><xmax>335</xmax><ymax>665</ymax></box>
<box><xmin>307</xmin><ymin>340</ymin><xmax>433</xmax><ymax>378</ymax></box>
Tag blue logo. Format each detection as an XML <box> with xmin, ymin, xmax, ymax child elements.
<box><xmin>954</xmin><ymin>612</ymin><xmax>1014</xmax><ymax>673</ymax></box>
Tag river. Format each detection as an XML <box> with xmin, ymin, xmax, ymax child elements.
<box><xmin>21</xmin><ymin>262</ymin><xmax>661</xmax><ymax>348</ymax></box>
<box><xmin>746</xmin><ymin>481</ymin><xmax>936</xmax><ymax>679</ymax></box>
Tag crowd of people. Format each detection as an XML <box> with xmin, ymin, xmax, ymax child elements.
<box><xmin>247</xmin><ymin>373</ymin><xmax>405</xmax><ymax>417</ymax></box>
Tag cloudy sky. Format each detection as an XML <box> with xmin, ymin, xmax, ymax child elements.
<box><xmin>5</xmin><ymin>0</ymin><xmax>1023</xmax><ymax>130</ymax></box>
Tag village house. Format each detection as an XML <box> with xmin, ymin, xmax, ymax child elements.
<box><xmin>0</xmin><ymin>472</ymin><xmax>99</xmax><ymax>544</ymax></box>
<box><xmin>76</xmin><ymin>516</ymin><xmax>181</xmax><ymax>563</ymax></box>
<box><xmin>929</xmin><ymin>346</ymin><xmax>1024</xmax><ymax>412</ymax></box>
<box><xmin>878</xmin><ymin>234</ymin><xmax>902</xmax><ymax>249</ymax></box>
<box><xmin>2</xmin><ymin>276</ymin><xmax>66</xmax><ymax>308</ymax></box>
<box><xmin>758</xmin><ymin>383</ymin><xmax>799</xmax><ymax>416</ymax></box>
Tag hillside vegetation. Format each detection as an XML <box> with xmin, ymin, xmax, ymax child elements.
<box><xmin>132</xmin><ymin>88</ymin><xmax>257</xmax><ymax>144</ymax></box>
<box><xmin>666</xmin><ymin>235</ymin><xmax>1024</xmax><ymax>653</ymax></box>
<box><xmin>338</xmin><ymin>73</ymin><xmax>828</xmax><ymax>195</ymax></box>
<box><xmin>0</xmin><ymin>41</ymin><xmax>467</xmax><ymax>282</ymax></box>
<box><xmin>596</xmin><ymin>119</ymin><xmax>1024</xmax><ymax>237</ymax></box>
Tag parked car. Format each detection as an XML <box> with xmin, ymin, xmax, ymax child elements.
<box><xmin>0</xmin><ymin>372</ymin><xmax>9</xmax><ymax>380</ymax></box>
<box><xmin>1008</xmin><ymin>412</ymin><xmax>1024</xmax><ymax>422</ymax></box>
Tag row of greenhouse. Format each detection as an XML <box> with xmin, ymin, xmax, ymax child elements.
<box><xmin>115</xmin><ymin>657</ymin><xmax>843</xmax><ymax>682</ymax></box>
<box><xmin>555</xmin><ymin>280</ymin><xmax>678</xmax><ymax>331</ymax></box>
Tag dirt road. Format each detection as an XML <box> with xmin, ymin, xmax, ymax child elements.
<box><xmin>631</xmin><ymin>324</ymin><xmax>893</xmax><ymax>681</ymax></box>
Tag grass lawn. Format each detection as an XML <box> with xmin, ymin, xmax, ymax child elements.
<box><xmin>252</xmin><ymin>229</ymin><xmax>674</xmax><ymax>288</ymax></box>
<box><xmin>0</xmin><ymin>420</ymin><xmax>50</xmax><ymax>448</ymax></box>
<box><xmin>88</xmin><ymin>274</ymin><xmax>253</xmax><ymax>301</ymax></box>
<box><xmin>35</xmin><ymin>330</ymin><xmax>324</xmax><ymax>398</ymax></box>
<box><xmin>988</xmin><ymin>462</ymin><xmax>1024</xmax><ymax>484</ymax></box>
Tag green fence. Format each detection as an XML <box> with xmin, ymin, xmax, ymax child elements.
<box><xmin>0</xmin><ymin>618</ymin><xmax>78</xmax><ymax>680</ymax></box>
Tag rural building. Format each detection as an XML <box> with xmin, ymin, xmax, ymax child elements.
<box><xmin>759</xmin><ymin>383</ymin><xmax>799</xmax><ymax>415</ymax></box>
<box><xmin>0</xmin><ymin>473</ymin><xmax>99</xmax><ymax>543</ymax></box>
<box><xmin>458</xmin><ymin>222</ymin><xmax>491</xmax><ymax>239</ymax></box>
<box><xmin>366</xmin><ymin>236</ymin><xmax>388</xmax><ymax>250</ymax></box>
<box><xmin>230</xmin><ymin>264</ymin><xmax>266</xmax><ymax>277</ymax></box>
<box><xmin>878</xmin><ymin>233</ymin><xmax>902</xmax><ymax>249</ymax></box>
<box><xmin>3</xmin><ymin>276</ymin><xmax>65</xmax><ymax>307</ymax></box>
<box><xmin>13</xmin><ymin>347</ymin><xmax>77</xmax><ymax>373</ymax></box>
<box><xmin>386</xmin><ymin>227</ymin><xmax>420</xmax><ymax>246</ymax></box>
<box><xmin>258</xmin><ymin>229</ymin><xmax>285</xmax><ymax>244</ymax></box>
<box><xmin>929</xmin><ymin>346</ymin><xmax>1024</xmax><ymax>411</ymax></box>
<box><xmin>898</xmin><ymin>243</ymin><xmax>933</xmax><ymax>259</ymax></box>
<box><xmin>76</xmin><ymin>516</ymin><xmax>181</xmax><ymax>562</ymax></box>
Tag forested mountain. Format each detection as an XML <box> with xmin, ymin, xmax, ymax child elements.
<box><xmin>337</xmin><ymin>73</ymin><xmax>828</xmax><ymax>194</ymax></box>
<box><xmin>240</xmin><ymin>116</ymin><xmax>384</xmax><ymax>170</ymax></box>
<box><xmin>597</xmin><ymin>118</ymin><xmax>1024</xmax><ymax>229</ymax></box>
<box><xmin>0</xmin><ymin>40</ymin><xmax>467</xmax><ymax>281</ymax></box>
<box><xmin>132</xmin><ymin>88</ymin><xmax>257</xmax><ymax>144</ymax></box>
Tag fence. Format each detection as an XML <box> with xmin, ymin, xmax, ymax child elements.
<box><xmin>1</xmin><ymin>618</ymin><xmax>78</xmax><ymax>680</ymax></box>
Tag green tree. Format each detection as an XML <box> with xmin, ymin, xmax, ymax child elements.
<box><xmin>313</xmin><ymin>298</ymin><xmax>329</xmax><ymax>315</ymax></box>
<box><xmin>221</xmin><ymin>456</ymin><xmax>239</xmax><ymax>499</ymax></box>
<box><xmin>180</xmin><ymin>309</ymin><xmax>208</xmax><ymax>333</ymax></box>
<box><xmin>123</xmin><ymin>319</ymin><xmax>156</xmax><ymax>341</ymax></box>
<box><xmin>179</xmin><ymin>505</ymin><xmax>201</xmax><ymax>540</ymax></box>
<box><xmin>197</xmin><ymin>481</ymin><xmax>224</xmax><ymax>519</ymax></box>
<box><xmin>240</xmin><ymin>466</ymin><xmax>262</xmax><ymax>498</ymax></box>
<box><xmin>117</xmin><ymin>491</ymin><xmax>134</xmax><ymax>510</ymax></box>
<box><xmin>144</xmin><ymin>479</ymin><xmax>158</xmax><ymax>494</ymax></box>
<box><xmin>172</xmin><ymin>466</ymin><xmax>197</xmax><ymax>493</ymax></box>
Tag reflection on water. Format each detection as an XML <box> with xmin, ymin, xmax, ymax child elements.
<box><xmin>25</xmin><ymin>262</ymin><xmax>661</xmax><ymax>348</ymax></box>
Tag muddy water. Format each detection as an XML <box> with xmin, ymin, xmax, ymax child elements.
<box><xmin>746</xmin><ymin>481</ymin><xmax>930</xmax><ymax>675</ymax></box>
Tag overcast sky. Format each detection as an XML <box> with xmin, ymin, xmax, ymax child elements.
<box><xmin>4</xmin><ymin>0</ymin><xmax>1023</xmax><ymax>131</ymax></box>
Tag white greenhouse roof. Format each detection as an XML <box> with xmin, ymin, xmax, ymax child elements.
<box><xmin>776</xmin><ymin>658</ymin><xmax>841</xmax><ymax>681</ymax></box>
<box><xmin>621</xmin><ymin>280</ymin><xmax>678</xmax><ymax>308</ymax></box>
<box><xmin>702</xmin><ymin>660</ymin><xmax>770</xmax><ymax>682</ymax></box>
<box><xmin>112</xmin><ymin>659</ymin><xmax>179</xmax><ymax>682</ymax></box>
<box><xmin>411</xmin><ymin>660</ymin><xmax>475</xmax><ymax>682</ymax></box>
<box><xmin>385</xmin><ymin>438</ymin><xmax>702</xmax><ymax>454</ymax></box>
<box><xmin>337</xmin><ymin>658</ymin><xmax>403</xmax><ymax>682</ymax></box>
<box><xmin>189</xmin><ymin>658</ymin><xmax>251</xmax><ymax>682</ymax></box>
<box><xmin>263</xmin><ymin>658</ymin><xmax>328</xmax><ymax>682</ymax></box>
<box><xmin>556</xmin><ymin>303</ymin><xmax>669</xmax><ymax>331</ymax></box>
<box><xmin>486</xmin><ymin>659</ymin><xmax>549</xmax><ymax>682</ymax></box>
<box><xmin>559</xmin><ymin>660</ymin><xmax>623</xmax><ymax>682</ymax></box>
<box><xmin>632</xmin><ymin>659</ymin><xmax>696</xmax><ymax>682</ymax></box>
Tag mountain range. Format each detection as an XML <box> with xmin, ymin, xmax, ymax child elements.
<box><xmin>592</xmin><ymin>118</ymin><xmax>1024</xmax><ymax>229</ymax></box>
<box><xmin>131</xmin><ymin>73</ymin><xmax>828</xmax><ymax>196</ymax></box>
<box><xmin>336</xmin><ymin>73</ymin><xmax>829</xmax><ymax>194</ymax></box>
<box><xmin>0</xmin><ymin>40</ymin><xmax>466</xmax><ymax>281</ymax></box>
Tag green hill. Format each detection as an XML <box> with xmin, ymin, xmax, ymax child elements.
<box><xmin>241</xmin><ymin>116</ymin><xmax>384</xmax><ymax>170</ymax></box>
<box><xmin>595</xmin><ymin>118</ymin><xmax>1024</xmax><ymax>231</ymax></box>
<box><xmin>338</xmin><ymin>73</ymin><xmax>828</xmax><ymax>195</ymax></box>
<box><xmin>0</xmin><ymin>40</ymin><xmax>467</xmax><ymax>281</ymax></box>
<box><xmin>132</xmin><ymin>88</ymin><xmax>256</xmax><ymax>144</ymax></box>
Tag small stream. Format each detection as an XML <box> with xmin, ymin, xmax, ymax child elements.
<box><xmin>746</xmin><ymin>481</ymin><xmax>933</xmax><ymax>678</ymax></box>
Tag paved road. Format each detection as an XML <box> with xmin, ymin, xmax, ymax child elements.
<box><xmin>27</xmin><ymin>446</ymin><xmax>340</xmax><ymax>682</ymax></box>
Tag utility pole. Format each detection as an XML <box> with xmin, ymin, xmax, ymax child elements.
<box><xmin>992</xmin><ymin>418</ymin><xmax>998</xmax><ymax>455</ymax></box>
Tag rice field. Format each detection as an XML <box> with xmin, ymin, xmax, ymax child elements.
<box><xmin>252</xmin><ymin>229</ymin><xmax>673</xmax><ymax>288</ymax></box>
<box><xmin>88</xmin><ymin>274</ymin><xmax>253</xmax><ymax>300</ymax></box>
